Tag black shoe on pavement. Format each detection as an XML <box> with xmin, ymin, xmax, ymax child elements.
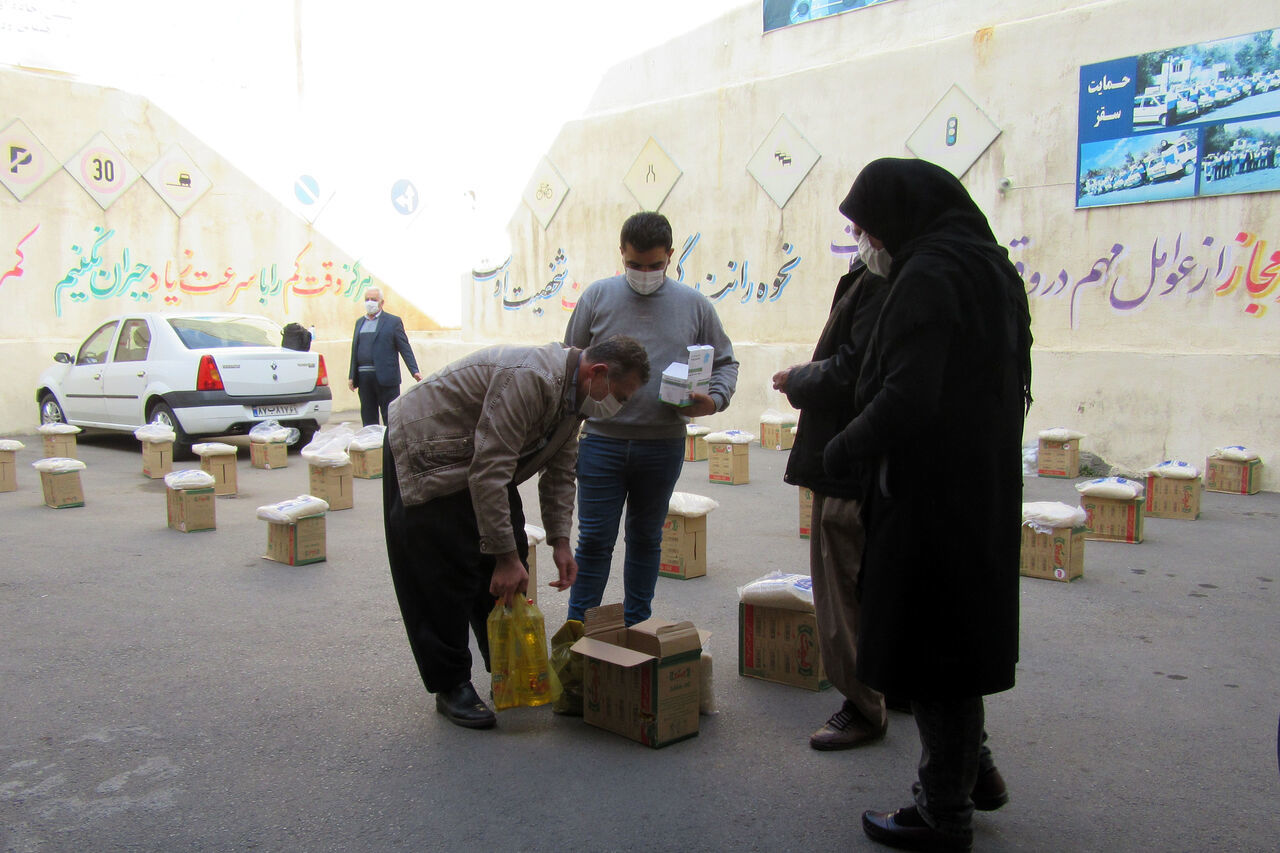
<box><xmin>861</xmin><ymin>805</ymin><xmax>972</xmax><ymax>852</ymax></box>
<box><xmin>435</xmin><ymin>681</ymin><xmax>496</xmax><ymax>729</ymax></box>
<box><xmin>972</xmin><ymin>765</ymin><xmax>1009</xmax><ymax>811</ymax></box>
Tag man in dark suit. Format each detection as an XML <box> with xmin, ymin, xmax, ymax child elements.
<box><xmin>348</xmin><ymin>287</ymin><xmax>422</xmax><ymax>426</ymax></box>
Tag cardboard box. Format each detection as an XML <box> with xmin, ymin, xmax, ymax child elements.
<box><xmin>707</xmin><ymin>441</ymin><xmax>749</xmax><ymax>485</ymax></box>
<box><xmin>264</xmin><ymin>514</ymin><xmax>327</xmax><ymax>565</ymax></box>
<box><xmin>166</xmin><ymin>485</ymin><xmax>216</xmax><ymax>532</ymax></box>
<box><xmin>659</xmin><ymin>513</ymin><xmax>706</xmax><ymax>580</ymax></box>
<box><xmin>200</xmin><ymin>452</ymin><xmax>238</xmax><ymax>496</ymax></box>
<box><xmin>308</xmin><ymin>463</ymin><xmax>354</xmax><ymax>511</ymax></box>
<box><xmin>42</xmin><ymin>433</ymin><xmax>77</xmax><ymax>459</ymax></box>
<box><xmin>1204</xmin><ymin>457</ymin><xmax>1262</xmax><ymax>495</ymax></box>
<box><xmin>1081</xmin><ymin>496</ymin><xmax>1145</xmax><ymax>543</ymax></box>
<box><xmin>684</xmin><ymin>433</ymin><xmax>708</xmax><ymax>462</ymax></box>
<box><xmin>760</xmin><ymin>421</ymin><xmax>796</xmax><ymax>451</ymax></box>
<box><xmin>250</xmin><ymin>440</ymin><xmax>288</xmax><ymax>469</ymax></box>
<box><xmin>350</xmin><ymin>446</ymin><xmax>383</xmax><ymax>479</ymax></box>
<box><xmin>40</xmin><ymin>470</ymin><xmax>84</xmax><ymax>508</ymax></box>
<box><xmin>0</xmin><ymin>449</ymin><xmax>16</xmax><ymax>493</ymax></box>
<box><xmin>1037</xmin><ymin>438</ymin><xmax>1080</xmax><ymax>478</ymax></box>
<box><xmin>685</xmin><ymin>345</ymin><xmax>713</xmax><ymax>397</ymax></box>
<box><xmin>1144</xmin><ymin>475</ymin><xmax>1202</xmax><ymax>520</ymax></box>
<box><xmin>658</xmin><ymin>362</ymin><xmax>693</xmax><ymax>406</ymax></box>
<box><xmin>571</xmin><ymin>604</ymin><xmax>704</xmax><ymax>748</ymax></box>
<box><xmin>798</xmin><ymin>487</ymin><xmax>814</xmax><ymax>539</ymax></box>
<box><xmin>1019</xmin><ymin>525</ymin><xmax>1085</xmax><ymax>582</ymax></box>
<box><xmin>141</xmin><ymin>441</ymin><xmax>173</xmax><ymax>479</ymax></box>
<box><xmin>738</xmin><ymin>602</ymin><xmax>830</xmax><ymax>691</ymax></box>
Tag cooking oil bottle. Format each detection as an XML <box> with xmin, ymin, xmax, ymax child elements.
<box><xmin>516</xmin><ymin>598</ymin><xmax>552</xmax><ymax>707</ymax></box>
<box><xmin>487</xmin><ymin>602</ymin><xmax>517</xmax><ymax>710</ymax></box>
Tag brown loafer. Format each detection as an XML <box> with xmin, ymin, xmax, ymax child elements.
<box><xmin>809</xmin><ymin>702</ymin><xmax>887</xmax><ymax>751</ymax></box>
<box><xmin>972</xmin><ymin>765</ymin><xmax>1009</xmax><ymax>811</ymax></box>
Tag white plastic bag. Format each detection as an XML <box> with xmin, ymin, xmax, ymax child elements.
<box><xmin>38</xmin><ymin>423</ymin><xmax>81</xmax><ymax>435</ymax></box>
<box><xmin>1075</xmin><ymin>476</ymin><xmax>1145</xmax><ymax>499</ymax></box>
<box><xmin>737</xmin><ymin>571</ymin><xmax>814</xmax><ymax>611</ymax></box>
<box><xmin>164</xmin><ymin>469</ymin><xmax>216</xmax><ymax>490</ymax></box>
<box><xmin>668</xmin><ymin>491</ymin><xmax>720</xmax><ymax>517</ymax></box>
<box><xmin>699</xmin><ymin>649</ymin><xmax>718</xmax><ymax>716</ymax></box>
<box><xmin>524</xmin><ymin>523</ymin><xmax>547</xmax><ymax>546</ymax></box>
<box><xmin>348</xmin><ymin>424</ymin><xmax>386</xmax><ymax>451</ymax></box>
<box><xmin>1038</xmin><ymin>427</ymin><xmax>1085</xmax><ymax>441</ymax></box>
<box><xmin>705</xmin><ymin>430</ymin><xmax>755</xmax><ymax>445</ymax></box>
<box><xmin>256</xmin><ymin>494</ymin><xmax>329</xmax><ymax>523</ymax></box>
<box><xmin>0</xmin><ymin>439</ymin><xmax>25</xmax><ymax>451</ymax></box>
<box><xmin>249</xmin><ymin>420</ymin><xmax>299</xmax><ymax>445</ymax></box>
<box><xmin>32</xmin><ymin>457</ymin><xmax>86</xmax><ymax>473</ymax></box>
<box><xmin>1022</xmin><ymin>441</ymin><xmax>1039</xmax><ymax>476</ymax></box>
<box><xmin>1144</xmin><ymin>460</ymin><xmax>1200</xmax><ymax>479</ymax></box>
<box><xmin>1022</xmin><ymin>501</ymin><xmax>1087</xmax><ymax>534</ymax></box>
<box><xmin>1211</xmin><ymin>445</ymin><xmax>1259</xmax><ymax>462</ymax></box>
<box><xmin>134</xmin><ymin>423</ymin><xmax>176</xmax><ymax>444</ymax></box>
<box><xmin>301</xmin><ymin>425</ymin><xmax>355</xmax><ymax>467</ymax></box>
<box><xmin>192</xmin><ymin>442</ymin><xmax>237</xmax><ymax>457</ymax></box>
<box><xmin>685</xmin><ymin>424</ymin><xmax>712</xmax><ymax>437</ymax></box>
<box><xmin>759</xmin><ymin>408</ymin><xmax>796</xmax><ymax>425</ymax></box>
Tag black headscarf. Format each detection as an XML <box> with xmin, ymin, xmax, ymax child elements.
<box><xmin>839</xmin><ymin>157</ymin><xmax>1033</xmax><ymax>413</ymax></box>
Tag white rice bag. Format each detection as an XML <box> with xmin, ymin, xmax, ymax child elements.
<box><xmin>192</xmin><ymin>442</ymin><xmax>237</xmax><ymax>457</ymax></box>
<box><xmin>1022</xmin><ymin>501</ymin><xmax>1087</xmax><ymax>534</ymax></box>
<box><xmin>1038</xmin><ymin>427</ymin><xmax>1085</xmax><ymax>441</ymax></box>
<box><xmin>759</xmin><ymin>408</ymin><xmax>796</xmax><ymax>425</ymax></box>
<box><xmin>737</xmin><ymin>571</ymin><xmax>814</xmax><ymax>611</ymax></box>
<box><xmin>249</xmin><ymin>420</ymin><xmax>298</xmax><ymax>444</ymax></box>
<box><xmin>164</xmin><ymin>469</ymin><xmax>216</xmax><ymax>490</ymax></box>
<box><xmin>699</xmin><ymin>650</ymin><xmax>718</xmax><ymax>716</ymax></box>
<box><xmin>348</xmin><ymin>424</ymin><xmax>386</xmax><ymax>451</ymax></box>
<box><xmin>0</xmin><ymin>439</ymin><xmax>25</xmax><ymax>451</ymax></box>
<box><xmin>38</xmin><ymin>423</ymin><xmax>81</xmax><ymax>435</ymax></box>
<box><xmin>134</xmin><ymin>423</ymin><xmax>176</xmax><ymax>444</ymax></box>
<box><xmin>1145</xmin><ymin>460</ymin><xmax>1200</xmax><ymax>479</ymax></box>
<box><xmin>1022</xmin><ymin>441</ymin><xmax>1038</xmax><ymax>476</ymax></box>
<box><xmin>1211</xmin><ymin>445</ymin><xmax>1259</xmax><ymax>462</ymax></box>
<box><xmin>668</xmin><ymin>491</ymin><xmax>720</xmax><ymax>517</ymax></box>
<box><xmin>1075</xmin><ymin>476</ymin><xmax>1145</xmax><ymax>499</ymax></box>
<box><xmin>525</xmin><ymin>523</ymin><xmax>547</xmax><ymax>546</ymax></box>
<box><xmin>301</xmin><ymin>425</ymin><xmax>355</xmax><ymax>467</ymax></box>
<box><xmin>32</xmin><ymin>457</ymin><xmax>86</xmax><ymax>473</ymax></box>
<box><xmin>685</xmin><ymin>424</ymin><xmax>712</xmax><ymax>437</ymax></box>
<box><xmin>256</xmin><ymin>494</ymin><xmax>329</xmax><ymax>523</ymax></box>
<box><xmin>705</xmin><ymin>430</ymin><xmax>755</xmax><ymax>445</ymax></box>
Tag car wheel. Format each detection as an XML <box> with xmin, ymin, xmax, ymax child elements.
<box><xmin>1158</xmin><ymin>114</ymin><xmax>1168</xmax><ymax>127</ymax></box>
<box><xmin>39</xmin><ymin>392</ymin><xmax>66</xmax><ymax>425</ymax></box>
<box><xmin>148</xmin><ymin>401</ymin><xmax>195</xmax><ymax>461</ymax></box>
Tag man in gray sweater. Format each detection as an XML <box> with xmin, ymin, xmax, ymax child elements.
<box><xmin>563</xmin><ymin>212</ymin><xmax>738</xmax><ymax>626</ymax></box>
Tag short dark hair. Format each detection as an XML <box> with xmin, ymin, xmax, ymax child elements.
<box><xmin>620</xmin><ymin>212</ymin><xmax>673</xmax><ymax>253</ymax></box>
<box><xmin>584</xmin><ymin>335</ymin><xmax>650</xmax><ymax>385</ymax></box>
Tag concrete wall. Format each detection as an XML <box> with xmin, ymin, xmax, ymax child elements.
<box><xmin>0</xmin><ymin>67</ymin><xmax>445</xmax><ymax>432</ymax></box>
<box><xmin>467</xmin><ymin>0</ymin><xmax>1280</xmax><ymax>487</ymax></box>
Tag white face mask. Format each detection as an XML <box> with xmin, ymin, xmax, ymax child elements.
<box><xmin>857</xmin><ymin>232</ymin><xmax>893</xmax><ymax>278</ymax></box>
<box><xmin>580</xmin><ymin>390</ymin><xmax>624</xmax><ymax>419</ymax></box>
<box><xmin>365</xmin><ymin>300</ymin><xmax>381</xmax><ymax>315</ymax></box>
<box><xmin>625</xmin><ymin>267</ymin><xmax>666</xmax><ymax>295</ymax></box>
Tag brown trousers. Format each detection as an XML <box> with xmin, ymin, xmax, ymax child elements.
<box><xmin>810</xmin><ymin>492</ymin><xmax>886</xmax><ymax>728</ymax></box>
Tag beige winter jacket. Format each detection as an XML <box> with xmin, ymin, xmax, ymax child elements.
<box><xmin>387</xmin><ymin>343</ymin><xmax>583</xmax><ymax>555</ymax></box>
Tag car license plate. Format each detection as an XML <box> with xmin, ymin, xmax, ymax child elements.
<box><xmin>253</xmin><ymin>404</ymin><xmax>299</xmax><ymax>417</ymax></box>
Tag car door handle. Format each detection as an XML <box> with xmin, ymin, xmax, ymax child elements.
<box><xmin>93</xmin><ymin>373</ymin><xmax>102</xmax><ymax>380</ymax></box>
<box><xmin>136</xmin><ymin>370</ymin><xmax>146</xmax><ymax>377</ymax></box>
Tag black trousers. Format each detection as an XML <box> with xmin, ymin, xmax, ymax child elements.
<box><xmin>910</xmin><ymin>696</ymin><xmax>992</xmax><ymax>838</ymax></box>
<box><xmin>382</xmin><ymin>443</ymin><xmax>529</xmax><ymax>694</ymax></box>
<box><xmin>357</xmin><ymin>372</ymin><xmax>399</xmax><ymax>426</ymax></box>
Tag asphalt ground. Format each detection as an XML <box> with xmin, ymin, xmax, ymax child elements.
<box><xmin>2</xmin><ymin>416</ymin><xmax>1277</xmax><ymax>852</ymax></box>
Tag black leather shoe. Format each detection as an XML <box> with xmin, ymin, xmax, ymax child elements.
<box><xmin>972</xmin><ymin>765</ymin><xmax>1009</xmax><ymax>811</ymax></box>
<box><xmin>435</xmin><ymin>682</ymin><xmax>496</xmax><ymax>729</ymax></box>
<box><xmin>862</xmin><ymin>806</ymin><xmax>972</xmax><ymax>852</ymax></box>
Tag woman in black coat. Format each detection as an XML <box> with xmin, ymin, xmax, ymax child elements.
<box><xmin>823</xmin><ymin>158</ymin><xmax>1033</xmax><ymax>852</ymax></box>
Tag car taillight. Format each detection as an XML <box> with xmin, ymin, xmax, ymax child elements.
<box><xmin>196</xmin><ymin>355</ymin><xmax>224</xmax><ymax>391</ymax></box>
<box><xmin>316</xmin><ymin>354</ymin><xmax>329</xmax><ymax>387</ymax></box>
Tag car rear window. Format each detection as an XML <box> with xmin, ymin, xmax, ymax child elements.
<box><xmin>168</xmin><ymin>316</ymin><xmax>282</xmax><ymax>349</ymax></box>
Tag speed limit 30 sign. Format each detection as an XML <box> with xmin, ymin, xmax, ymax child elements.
<box><xmin>65</xmin><ymin>131</ymin><xmax>141</xmax><ymax>209</ymax></box>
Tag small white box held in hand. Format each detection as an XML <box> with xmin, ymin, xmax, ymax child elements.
<box><xmin>659</xmin><ymin>345</ymin><xmax>715</xmax><ymax>406</ymax></box>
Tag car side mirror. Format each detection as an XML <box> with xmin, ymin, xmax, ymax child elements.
<box><xmin>54</xmin><ymin>352</ymin><xmax>73</xmax><ymax>364</ymax></box>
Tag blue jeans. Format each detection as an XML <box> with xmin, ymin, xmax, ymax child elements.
<box><xmin>567</xmin><ymin>434</ymin><xmax>685</xmax><ymax>626</ymax></box>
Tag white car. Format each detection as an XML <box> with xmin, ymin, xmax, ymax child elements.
<box><xmin>37</xmin><ymin>312</ymin><xmax>331</xmax><ymax>456</ymax></box>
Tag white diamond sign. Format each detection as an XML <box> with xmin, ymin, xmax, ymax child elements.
<box><xmin>522</xmin><ymin>157</ymin><xmax>570</xmax><ymax>229</ymax></box>
<box><xmin>144</xmin><ymin>143</ymin><xmax>211</xmax><ymax>217</ymax></box>
<box><xmin>906</xmin><ymin>85</ymin><xmax>1002</xmax><ymax>178</ymax></box>
<box><xmin>0</xmin><ymin>119</ymin><xmax>61</xmax><ymax>201</ymax></box>
<box><xmin>66</xmin><ymin>132</ymin><xmax>140</xmax><ymax>210</ymax></box>
<box><xmin>747</xmin><ymin>115</ymin><xmax>821</xmax><ymax>209</ymax></box>
<box><xmin>623</xmin><ymin>137</ymin><xmax>681</xmax><ymax>211</ymax></box>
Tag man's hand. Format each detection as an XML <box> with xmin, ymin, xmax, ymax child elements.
<box><xmin>772</xmin><ymin>366</ymin><xmax>799</xmax><ymax>392</ymax></box>
<box><xmin>411</xmin><ymin>372</ymin><xmax>422</xmax><ymax>382</ymax></box>
<box><xmin>348</xmin><ymin>379</ymin><xmax>356</xmax><ymax>392</ymax></box>
<box><xmin>684</xmin><ymin>392</ymin><xmax>718</xmax><ymax>419</ymax></box>
<box><xmin>490</xmin><ymin>551</ymin><xmax>529</xmax><ymax>606</ymax></box>
<box><xmin>548</xmin><ymin>537</ymin><xmax>577</xmax><ymax>591</ymax></box>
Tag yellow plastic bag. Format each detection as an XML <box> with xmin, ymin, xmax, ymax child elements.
<box><xmin>487</xmin><ymin>596</ymin><xmax>554</xmax><ymax>710</ymax></box>
<box><xmin>550</xmin><ymin>619</ymin><xmax>585</xmax><ymax>716</ymax></box>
